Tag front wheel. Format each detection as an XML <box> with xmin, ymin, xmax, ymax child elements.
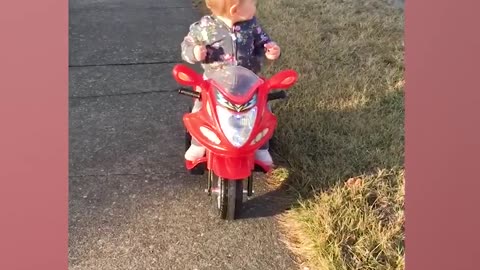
<box><xmin>215</xmin><ymin>178</ymin><xmax>243</xmax><ymax>220</ymax></box>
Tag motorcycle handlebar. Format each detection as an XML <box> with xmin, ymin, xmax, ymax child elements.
<box><xmin>177</xmin><ymin>87</ymin><xmax>201</xmax><ymax>99</ymax></box>
<box><xmin>177</xmin><ymin>87</ymin><xmax>287</xmax><ymax>101</ymax></box>
<box><xmin>267</xmin><ymin>91</ymin><xmax>288</xmax><ymax>101</ymax></box>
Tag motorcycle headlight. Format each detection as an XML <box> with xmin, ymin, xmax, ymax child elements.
<box><xmin>216</xmin><ymin>105</ymin><xmax>257</xmax><ymax>148</ymax></box>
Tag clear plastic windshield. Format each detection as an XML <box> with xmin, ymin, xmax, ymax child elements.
<box><xmin>204</xmin><ymin>66</ymin><xmax>261</xmax><ymax>98</ymax></box>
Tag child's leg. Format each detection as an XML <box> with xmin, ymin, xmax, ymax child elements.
<box><xmin>190</xmin><ymin>99</ymin><xmax>203</xmax><ymax>146</ymax></box>
<box><xmin>259</xmin><ymin>104</ymin><xmax>272</xmax><ymax>150</ymax></box>
<box><xmin>255</xmin><ymin>103</ymin><xmax>273</xmax><ymax>165</ymax></box>
<box><xmin>190</xmin><ymin>76</ymin><xmax>207</xmax><ymax>147</ymax></box>
<box><xmin>185</xmin><ymin>99</ymin><xmax>206</xmax><ymax>161</ymax></box>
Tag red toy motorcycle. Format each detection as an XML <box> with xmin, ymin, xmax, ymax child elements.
<box><xmin>173</xmin><ymin>64</ymin><xmax>298</xmax><ymax>220</ymax></box>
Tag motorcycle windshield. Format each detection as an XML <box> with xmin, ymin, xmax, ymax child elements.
<box><xmin>205</xmin><ymin>66</ymin><xmax>262</xmax><ymax>104</ymax></box>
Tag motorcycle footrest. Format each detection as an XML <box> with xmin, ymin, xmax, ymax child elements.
<box><xmin>253</xmin><ymin>164</ymin><xmax>268</xmax><ymax>173</ymax></box>
<box><xmin>189</xmin><ymin>163</ymin><xmax>206</xmax><ymax>175</ymax></box>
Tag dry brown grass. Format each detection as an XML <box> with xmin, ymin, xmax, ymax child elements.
<box><xmin>190</xmin><ymin>0</ymin><xmax>404</xmax><ymax>269</ymax></box>
<box><xmin>279</xmin><ymin>170</ymin><xmax>404</xmax><ymax>270</ymax></box>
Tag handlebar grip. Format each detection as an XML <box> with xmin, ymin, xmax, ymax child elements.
<box><xmin>267</xmin><ymin>91</ymin><xmax>288</xmax><ymax>101</ymax></box>
<box><xmin>178</xmin><ymin>87</ymin><xmax>201</xmax><ymax>99</ymax></box>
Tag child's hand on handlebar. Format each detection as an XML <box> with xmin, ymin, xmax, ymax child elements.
<box><xmin>194</xmin><ymin>45</ymin><xmax>207</xmax><ymax>61</ymax></box>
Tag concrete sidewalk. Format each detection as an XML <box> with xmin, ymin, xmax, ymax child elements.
<box><xmin>68</xmin><ymin>0</ymin><xmax>297</xmax><ymax>269</ymax></box>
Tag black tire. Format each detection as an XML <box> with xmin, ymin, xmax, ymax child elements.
<box><xmin>216</xmin><ymin>178</ymin><xmax>243</xmax><ymax>220</ymax></box>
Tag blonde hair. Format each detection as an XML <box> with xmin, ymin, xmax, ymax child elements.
<box><xmin>205</xmin><ymin>0</ymin><xmax>242</xmax><ymax>17</ymax></box>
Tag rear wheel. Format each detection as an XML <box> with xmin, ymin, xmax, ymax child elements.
<box><xmin>214</xmin><ymin>177</ymin><xmax>243</xmax><ymax>220</ymax></box>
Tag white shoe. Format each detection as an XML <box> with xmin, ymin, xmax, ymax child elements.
<box><xmin>185</xmin><ymin>144</ymin><xmax>206</xmax><ymax>161</ymax></box>
<box><xmin>255</xmin><ymin>149</ymin><xmax>273</xmax><ymax>166</ymax></box>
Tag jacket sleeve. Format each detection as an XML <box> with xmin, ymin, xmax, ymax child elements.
<box><xmin>181</xmin><ymin>22</ymin><xmax>203</xmax><ymax>64</ymax></box>
<box><xmin>252</xmin><ymin>17</ymin><xmax>273</xmax><ymax>57</ymax></box>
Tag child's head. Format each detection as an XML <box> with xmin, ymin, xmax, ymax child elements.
<box><xmin>206</xmin><ymin>0</ymin><xmax>257</xmax><ymax>22</ymax></box>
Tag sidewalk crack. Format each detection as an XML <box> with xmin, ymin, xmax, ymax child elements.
<box><xmin>70</xmin><ymin>89</ymin><xmax>179</xmax><ymax>99</ymax></box>
<box><xmin>69</xmin><ymin>60</ymin><xmax>181</xmax><ymax>68</ymax></box>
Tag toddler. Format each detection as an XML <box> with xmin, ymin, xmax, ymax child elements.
<box><xmin>181</xmin><ymin>0</ymin><xmax>281</xmax><ymax>165</ymax></box>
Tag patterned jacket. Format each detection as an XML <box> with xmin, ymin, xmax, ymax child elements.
<box><xmin>181</xmin><ymin>15</ymin><xmax>274</xmax><ymax>74</ymax></box>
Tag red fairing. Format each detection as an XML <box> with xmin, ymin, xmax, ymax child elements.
<box><xmin>210</xmin><ymin>79</ymin><xmax>263</xmax><ymax>105</ymax></box>
<box><xmin>205</xmin><ymin>66</ymin><xmax>265</xmax><ymax>105</ymax></box>
<box><xmin>186</xmin><ymin>158</ymin><xmax>207</xmax><ymax>170</ymax></box>
<box><xmin>210</xmin><ymin>155</ymin><xmax>255</xmax><ymax>179</ymax></box>
<box><xmin>174</xmin><ymin>64</ymin><xmax>298</xmax><ymax>180</ymax></box>
<box><xmin>185</xmin><ymin>76</ymin><xmax>275</xmax><ymax>146</ymax></box>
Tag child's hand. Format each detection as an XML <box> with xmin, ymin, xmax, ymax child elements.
<box><xmin>265</xmin><ymin>42</ymin><xmax>281</xmax><ymax>60</ymax></box>
<box><xmin>194</xmin><ymin>45</ymin><xmax>207</xmax><ymax>61</ymax></box>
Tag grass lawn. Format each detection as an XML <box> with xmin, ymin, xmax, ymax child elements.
<box><xmin>192</xmin><ymin>0</ymin><xmax>405</xmax><ymax>269</ymax></box>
